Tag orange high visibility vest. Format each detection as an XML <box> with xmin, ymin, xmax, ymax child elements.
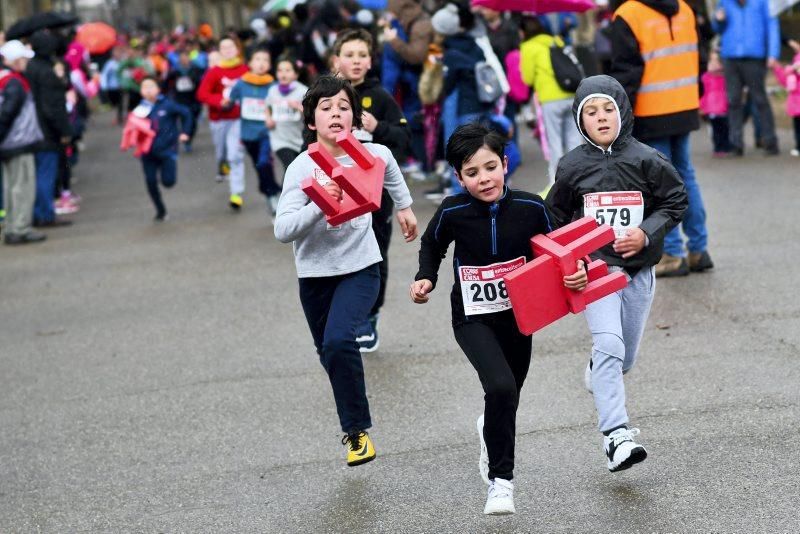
<box><xmin>614</xmin><ymin>0</ymin><xmax>699</xmax><ymax>117</ymax></box>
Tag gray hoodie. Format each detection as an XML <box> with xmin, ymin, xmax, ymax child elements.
<box><xmin>274</xmin><ymin>143</ymin><xmax>413</xmax><ymax>278</ymax></box>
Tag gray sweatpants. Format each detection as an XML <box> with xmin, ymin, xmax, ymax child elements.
<box><xmin>541</xmin><ymin>98</ymin><xmax>583</xmax><ymax>184</ymax></box>
<box><xmin>209</xmin><ymin>119</ymin><xmax>245</xmax><ymax>195</ymax></box>
<box><xmin>2</xmin><ymin>153</ymin><xmax>36</xmax><ymax>236</ymax></box>
<box><xmin>584</xmin><ymin>266</ymin><xmax>656</xmax><ymax>433</ymax></box>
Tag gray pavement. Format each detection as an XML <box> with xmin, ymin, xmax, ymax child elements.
<box><xmin>1</xmin><ymin>112</ymin><xmax>799</xmax><ymax>533</ymax></box>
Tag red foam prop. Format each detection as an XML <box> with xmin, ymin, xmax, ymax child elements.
<box><xmin>119</xmin><ymin>113</ymin><xmax>155</xmax><ymax>157</ymax></box>
<box><xmin>504</xmin><ymin>216</ymin><xmax>628</xmax><ymax>335</ymax></box>
<box><xmin>300</xmin><ymin>131</ymin><xmax>385</xmax><ymax>226</ymax></box>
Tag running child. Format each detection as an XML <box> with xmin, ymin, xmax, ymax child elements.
<box><xmin>135</xmin><ymin>77</ymin><xmax>193</xmax><ymax>221</ymax></box>
<box><xmin>331</xmin><ymin>28</ymin><xmax>412</xmax><ymax>352</ymax></box>
<box><xmin>165</xmin><ymin>49</ymin><xmax>204</xmax><ymax>152</ymax></box>
<box><xmin>196</xmin><ymin>37</ymin><xmax>248</xmax><ymax>207</ymax></box>
<box><xmin>274</xmin><ymin>75</ymin><xmax>418</xmax><ymax>467</ymax></box>
<box><xmin>265</xmin><ymin>57</ymin><xmax>307</xmax><ymax>173</ymax></box>
<box><xmin>410</xmin><ymin>122</ymin><xmax>588</xmax><ymax>515</ymax></box>
<box><xmin>226</xmin><ymin>48</ymin><xmax>282</xmax><ymax>216</ymax></box>
<box><xmin>545</xmin><ymin>75</ymin><xmax>687</xmax><ymax>472</ymax></box>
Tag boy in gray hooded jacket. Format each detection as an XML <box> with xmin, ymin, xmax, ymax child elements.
<box><xmin>546</xmin><ymin>75</ymin><xmax>687</xmax><ymax>472</ymax></box>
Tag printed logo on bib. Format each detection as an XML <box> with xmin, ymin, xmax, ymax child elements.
<box><xmin>176</xmin><ymin>76</ymin><xmax>194</xmax><ymax>92</ymax></box>
<box><xmin>459</xmin><ymin>257</ymin><xmax>526</xmax><ymax>316</ymax></box>
<box><xmin>583</xmin><ymin>191</ymin><xmax>644</xmax><ymax>238</ymax></box>
<box><xmin>241</xmin><ymin>97</ymin><xmax>267</xmax><ymax>121</ymax></box>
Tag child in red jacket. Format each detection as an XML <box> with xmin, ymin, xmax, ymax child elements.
<box><xmin>196</xmin><ymin>37</ymin><xmax>248</xmax><ymax>209</ymax></box>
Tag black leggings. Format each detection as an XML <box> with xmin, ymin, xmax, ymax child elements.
<box><xmin>370</xmin><ymin>188</ymin><xmax>393</xmax><ymax>317</ymax></box>
<box><xmin>275</xmin><ymin>147</ymin><xmax>299</xmax><ymax>171</ymax></box>
<box><xmin>454</xmin><ymin>315</ymin><xmax>532</xmax><ymax>481</ymax></box>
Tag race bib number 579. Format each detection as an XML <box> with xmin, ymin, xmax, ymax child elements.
<box><xmin>583</xmin><ymin>191</ymin><xmax>644</xmax><ymax>238</ymax></box>
<box><xmin>459</xmin><ymin>257</ymin><xmax>526</xmax><ymax>316</ymax></box>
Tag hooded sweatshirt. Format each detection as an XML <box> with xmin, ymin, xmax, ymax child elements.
<box><xmin>545</xmin><ymin>75</ymin><xmax>688</xmax><ymax>274</ymax></box>
<box><xmin>25</xmin><ymin>30</ymin><xmax>72</xmax><ymax>151</ymax></box>
<box><xmin>353</xmin><ymin>77</ymin><xmax>410</xmax><ymax>162</ymax></box>
<box><xmin>609</xmin><ymin>0</ymin><xmax>700</xmax><ymax>140</ymax></box>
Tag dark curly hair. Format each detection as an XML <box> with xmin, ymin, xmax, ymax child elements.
<box><xmin>301</xmin><ymin>74</ymin><xmax>362</xmax><ymax>145</ymax></box>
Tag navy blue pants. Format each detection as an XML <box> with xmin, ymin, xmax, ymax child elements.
<box><xmin>298</xmin><ymin>264</ymin><xmax>380</xmax><ymax>434</ymax></box>
<box><xmin>141</xmin><ymin>151</ymin><xmax>177</xmax><ymax>217</ymax></box>
<box><xmin>242</xmin><ymin>137</ymin><xmax>280</xmax><ymax>197</ymax></box>
<box><xmin>34</xmin><ymin>150</ymin><xmax>59</xmax><ymax>224</ymax></box>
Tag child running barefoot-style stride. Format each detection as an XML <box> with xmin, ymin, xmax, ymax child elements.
<box><xmin>545</xmin><ymin>75</ymin><xmax>687</xmax><ymax>472</ymax></box>
<box><xmin>136</xmin><ymin>77</ymin><xmax>193</xmax><ymax>221</ymax></box>
<box><xmin>411</xmin><ymin>123</ymin><xmax>588</xmax><ymax>515</ymax></box>
<box><xmin>274</xmin><ymin>75</ymin><xmax>418</xmax><ymax>467</ymax></box>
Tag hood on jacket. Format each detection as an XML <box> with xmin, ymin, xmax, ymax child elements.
<box><xmin>635</xmin><ymin>0</ymin><xmax>679</xmax><ymax>17</ymax></box>
<box><xmin>30</xmin><ymin>29</ymin><xmax>67</xmax><ymax>60</ymax></box>
<box><xmin>572</xmin><ymin>75</ymin><xmax>634</xmax><ymax>152</ymax></box>
<box><xmin>388</xmin><ymin>0</ymin><xmax>426</xmax><ymax>30</ymax></box>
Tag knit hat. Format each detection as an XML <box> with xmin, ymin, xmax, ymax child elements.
<box><xmin>0</xmin><ymin>40</ymin><xmax>35</xmax><ymax>62</ymax></box>
<box><xmin>432</xmin><ymin>3</ymin><xmax>461</xmax><ymax>36</ymax></box>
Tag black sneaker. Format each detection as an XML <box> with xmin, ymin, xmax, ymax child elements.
<box><xmin>356</xmin><ymin>316</ymin><xmax>380</xmax><ymax>353</ymax></box>
<box><xmin>4</xmin><ymin>231</ymin><xmax>47</xmax><ymax>245</ymax></box>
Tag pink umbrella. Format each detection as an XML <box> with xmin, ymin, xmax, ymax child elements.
<box><xmin>471</xmin><ymin>0</ymin><xmax>595</xmax><ymax>13</ymax></box>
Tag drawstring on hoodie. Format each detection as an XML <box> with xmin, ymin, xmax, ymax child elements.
<box><xmin>667</xmin><ymin>16</ymin><xmax>674</xmax><ymax>40</ymax></box>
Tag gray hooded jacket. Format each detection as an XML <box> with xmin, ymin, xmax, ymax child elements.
<box><xmin>545</xmin><ymin>75</ymin><xmax>688</xmax><ymax>273</ymax></box>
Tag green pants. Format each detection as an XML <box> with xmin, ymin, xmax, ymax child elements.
<box><xmin>2</xmin><ymin>153</ymin><xmax>36</xmax><ymax>236</ymax></box>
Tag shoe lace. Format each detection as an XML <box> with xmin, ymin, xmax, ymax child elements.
<box><xmin>610</xmin><ymin>427</ymin><xmax>640</xmax><ymax>447</ymax></box>
<box><xmin>342</xmin><ymin>432</ymin><xmax>364</xmax><ymax>452</ymax></box>
<box><xmin>489</xmin><ymin>480</ymin><xmax>513</xmax><ymax>499</ymax></box>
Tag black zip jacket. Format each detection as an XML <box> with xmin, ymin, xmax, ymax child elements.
<box><xmin>25</xmin><ymin>30</ymin><xmax>72</xmax><ymax>151</ymax></box>
<box><xmin>609</xmin><ymin>0</ymin><xmax>700</xmax><ymax>140</ymax></box>
<box><xmin>546</xmin><ymin>75</ymin><xmax>688</xmax><ymax>274</ymax></box>
<box><xmin>416</xmin><ymin>187</ymin><xmax>553</xmax><ymax>326</ymax></box>
<box><xmin>354</xmin><ymin>77</ymin><xmax>411</xmax><ymax>163</ymax></box>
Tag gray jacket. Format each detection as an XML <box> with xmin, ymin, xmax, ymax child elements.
<box><xmin>0</xmin><ymin>71</ymin><xmax>44</xmax><ymax>160</ymax></box>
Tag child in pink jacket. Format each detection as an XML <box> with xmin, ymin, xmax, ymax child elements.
<box><xmin>700</xmin><ymin>51</ymin><xmax>731</xmax><ymax>157</ymax></box>
<box><xmin>773</xmin><ymin>51</ymin><xmax>800</xmax><ymax>156</ymax></box>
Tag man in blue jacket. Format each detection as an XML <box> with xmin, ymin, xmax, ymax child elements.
<box><xmin>712</xmin><ymin>0</ymin><xmax>781</xmax><ymax>155</ymax></box>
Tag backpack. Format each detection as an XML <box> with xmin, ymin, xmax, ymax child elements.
<box><xmin>474</xmin><ymin>61</ymin><xmax>503</xmax><ymax>104</ymax></box>
<box><xmin>549</xmin><ymin>42</ymin><xmax>585</xmax><ymax>93</ymax></box>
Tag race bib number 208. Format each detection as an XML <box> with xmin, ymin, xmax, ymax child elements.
<box><xmin>459</xmin><ymin>257</ymin><xmax>526</xmax><ymax>316</ymax></box>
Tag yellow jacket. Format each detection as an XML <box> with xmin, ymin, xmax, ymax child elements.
<box><xmin>519</xmin><ymin>34</ymin><xmax>574</xmax><ymax>103</ymax></box>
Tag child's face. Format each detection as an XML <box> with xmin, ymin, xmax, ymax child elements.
<box><xmin>334</xmin><ymin>40</ymin><xmax>371</xmax><ymax>84</ymax></box>
<box><xmin>276</xmin><ymin>61</ymin><xmax>298</xmax><ymax>84</ymax></box>
<box><xmin>140</xmin><ymin>79</ymin><xmax>160</xmax><ymax>102</ymax></box>
<box><xmin>179</xmin><ymin>52</ymin><xmax>190</xmax><ymax>67</ymax></box>
<box><xmin>249</xmin><ymin>51</ymin><xmax>271</xmax><ymax>75</ymax></box>
<box><xmin>219</xmin><ymin>39</ymin><xmax>239</xmax><ymax>61</ymax></box>
<box><xmin>457</xmin><ymin>146</ymin><xmax>508</xmax><ymax>203</ymax></box>
<box><xmin>309</xmin><ymin>89</ymin><xmax>354</xmax><ymax>144</ymax></box>
<box><xmin>581</xmin><ymin>97</ymin><xmax>619</xmax><ymax>149</ymax></box>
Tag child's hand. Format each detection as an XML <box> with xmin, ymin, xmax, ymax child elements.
<box><xmin>361</xmin><ymin>111</ymin><xmax>378</xmax><ymax>133</ymax></box>
<box><xmin>396</xmin><ymin>207</ymin><xmax>418</xmax><ymax>242</ymax></box>
<box><xmin>288</xmin><ymin>99</ymin><xmax>303</xmax><ymax>111</ymax></box>
<box><xmin>178</xmin><ymin>133</ymin><xmax>189</xmax><ymax>143</ymax></box>
<box><xmin>266</xmin><ymin>118</ymin><xmax>276</xmax><ymax>129</ymax></box>
<box><xmin>410</xmin><ymin>279</ymin><xmax>433</xmax><ymax>304</ymax></box>
<box><xmin>323</xmin><ymin>181</ymin><xmax>343</xmax><ymax>202</ymax></box>
<box><xmin>563</xmin><ymin>260</ymin><xmax>588</xmax><ymax>291</ymax></box>
<box><xmin>613</xmin><ymin>227</ymin><xmax>646</xmax><ymax>258</ymax></box>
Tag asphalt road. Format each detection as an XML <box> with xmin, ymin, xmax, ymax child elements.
<box><xmin>1</xmin><ymin>111</ymin><xmax>798</xmax><ymax>533</ymax></box>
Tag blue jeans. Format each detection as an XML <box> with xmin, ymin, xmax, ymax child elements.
<box><xmin>442</xmin><ymin>89</ymin><xmax>482</xmax><ymax>192</ymax></box>
<box><xmin>141</xmin><ymin>151</ymin><xmax>177</xmax><ymax>216</ymax></box>
<box><xmin>298</xmin><ymin>264</ymin><xmax>380</xmax><ymax>434</ymax></box>
<box><xmin>644</xmin><ymin>134</ymin><xmax>708</xmax><ymax>257</ymax></box>
<box><xmin>242</xmin><ymin>137</ymin><xmax>280</xmax><ymax>197</ymax></box>
<box><xmin>34</xmin><ymin>150</ymin><xmax>59</xmax><ymax>223</ymax></box>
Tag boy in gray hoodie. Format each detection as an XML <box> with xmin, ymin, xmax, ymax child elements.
<box><xmin>274</xmin><ymin>75</ymin><xmax>417</xmax><ymax>466</ymax></box>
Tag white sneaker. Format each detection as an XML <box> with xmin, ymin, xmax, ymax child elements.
<box><xmin>484</xmin><ymin>478</ymin><xmax>515</xmax><ymax>515</ymax></box>
<box><xmin>604</xmin><ymin>427</ymin><xmax>647</xmax><ymax>472</ymax></box>
<box><xmin>791</xmin><ymin>148</ymin><xmax>800</xmax><ymax>157</ymax></box>
<box><xmin>477</xmin><ymin>414</ymin><xmax>490</xmax><ymax>485</ymax></box>
<box><xmin>584</xmin><ymin>359</ymin><xmax>593</xmax><ymax>393</ymax></box>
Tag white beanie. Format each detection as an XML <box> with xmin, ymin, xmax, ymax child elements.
<box><xmin>432</xmin><ymin>3</ymin><xmax>461</xmax><ymax>37</ymax></box>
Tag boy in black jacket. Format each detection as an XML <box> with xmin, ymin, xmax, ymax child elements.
<box><xmin>546</xmin><ymin>75</ymin><xmax>687</xmax><ymax>472</ymax></box>
<box><xmin>332</xmin><ymin>28</ymin><xmax>412</xmax><ymax>352</ymax></box>
<box><xmin>411</xmin><ymin>123</ymin><xmax>587</xmax><ymax>515</ymax></box>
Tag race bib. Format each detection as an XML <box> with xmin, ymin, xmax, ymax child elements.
<box><xmin>583</xmin><ymin>191</ymin><xmax>644</xmax><ymax>239</ymax></box>
<box><xmin>175</xmin><ymin>76</ymin><xmax>194</xmax><ymax>92</ymax></box>
<box><xmin>459</xmin><ymin>257</ymin><xmax>526</xmax><ymax>316</ymax></box>
<box><xmin>241</xmin><ymin>97</ymin><xmax>267</xmax><ymax>121</ymax></box>
<box><xmin>272</xmin><ymin>101</ymin><xmax>301</xmax><ymax>122</ymax></box>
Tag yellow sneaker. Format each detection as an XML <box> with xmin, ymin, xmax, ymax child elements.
<box><xmin>229</xmin><ymin>194</ymin><xmax>243</xmax><ymax>210</ymax></box>
<box><xmin>342</xmin><ymin>431</ymin><xmax>376</xmax><ymax>466</ymax></box>
<box><xmin>537</xmin><ymin>184</ymin><xmax>552</xmax><ymax>198</ymax></box>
